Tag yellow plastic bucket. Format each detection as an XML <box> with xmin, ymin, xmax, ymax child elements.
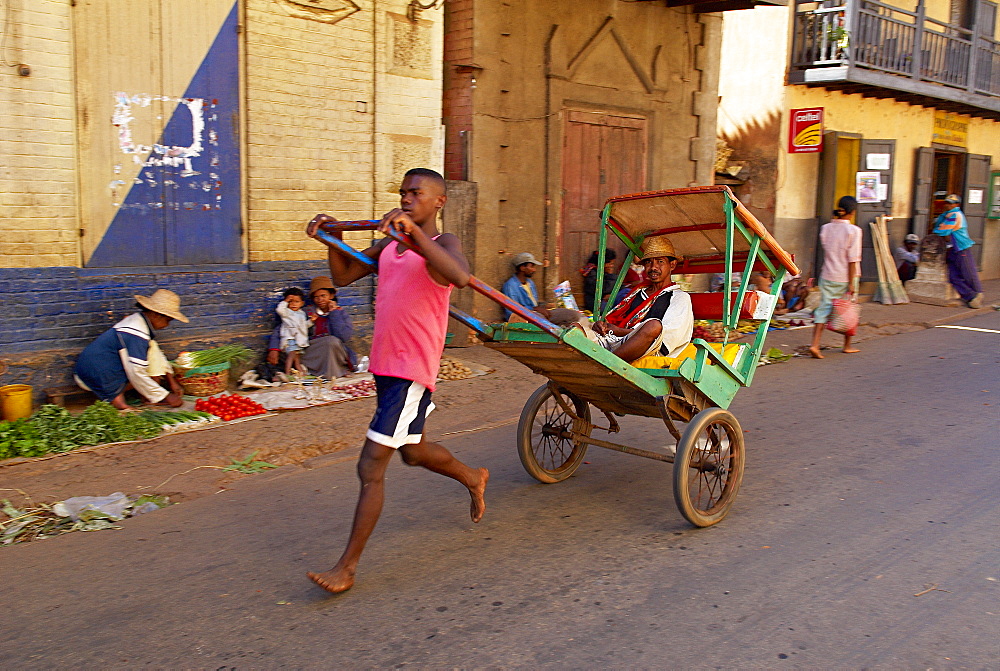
<box><xmin>0</xmin><ymin>384</ymin><xmax>33</xmax><ymax>421</ymax></box>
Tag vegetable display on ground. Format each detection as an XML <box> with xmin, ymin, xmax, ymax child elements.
<box><xmin>0</xmin><ymin>402</ymin><xmax>162</xmax><ymax>460</ymax></box>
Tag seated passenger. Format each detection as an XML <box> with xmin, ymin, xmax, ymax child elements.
<box><xmin>591</xmin><ymin>236</ymin><xmax>693</xmax><ymax>363</ymax></box>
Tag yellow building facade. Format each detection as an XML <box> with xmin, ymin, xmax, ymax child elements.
<box><xmin>719</xmin><ymin>3</ymin><xmax>999</xmax><ymax>282</ymax></box>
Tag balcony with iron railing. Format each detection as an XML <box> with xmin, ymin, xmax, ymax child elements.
<box><xmin>789</xmin><ymin>0</ymin><xmax>1000</xmax><ymax>118</ymax></box>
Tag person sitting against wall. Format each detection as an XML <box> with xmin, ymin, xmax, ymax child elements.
<box><xmin>501</xmin><ymin>252</ymin><xmax>542</xmax><ymax>320</ymax></box>
<box><xmin>73</xmin><ymin>289</ymin><xmax>188</xmax><ymax>409</ymax></box>
<box><xmin>267</xmin><ymin>276</ymin><xmax>357</xmax><ymax>380</ymax></box>
<box><xmin>894</xmin><ymin>233</ymin><xmax>921</xmax><ymax>283</ymax></box>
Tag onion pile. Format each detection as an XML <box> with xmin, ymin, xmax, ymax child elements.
<box><xmin>335</xmin><ymin>379</ymin><xmax>376</xmax><ymax>398</ymax></box>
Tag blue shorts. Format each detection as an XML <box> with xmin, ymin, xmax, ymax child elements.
<box><xmin>366</xmin><ymin>375</ymin><xmax>435</xmax><ymax>448</ymax></box>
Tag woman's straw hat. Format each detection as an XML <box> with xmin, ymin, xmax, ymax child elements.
<box><xmin>640</xmin><ymin>235</ymin><xmax>679</xmax><ymax>261</ymax></box>
<box><xmin>135</xmin><ymin>289</ymin><xmax>189</xmax><ymax>323</ymax></box>
<box><xmin>309</xmin><ymin>276</ymin><xmax>336</xmax><ymax>297</ymax></box>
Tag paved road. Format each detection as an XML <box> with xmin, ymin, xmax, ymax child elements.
<box><xmin>3</xmin><ymin>313</ymin><xmax>998</xmax><ymax>668</ymax></box>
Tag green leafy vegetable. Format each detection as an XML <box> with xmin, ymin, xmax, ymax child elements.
<box><xmin>186</xmin><ymin>345</ymin><xmax>254</xmax><ymax>368</ymax></box>
<box><xmin>223</xmin><ymin>451</ymin><xmax>278</xmax><ymax>474</ymax></box>
<box><xmin>1</xmin><ymin>401</ymin><xmax>161</xmax><ymax>462</ymax></box>
<box><xmin>764</xmin><ymin>347</ymin><xmax>793</xmax><ymax>363</ymax></box>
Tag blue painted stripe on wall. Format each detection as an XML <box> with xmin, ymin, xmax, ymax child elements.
<box><xmin>87</xmin><ymin>3</ymin><xmax>242</xmax><ymax>268</ymax></box>
<box><xmin>0</xmin><ymin>262</ymin><xmax>375</xmax><ymax>356</ymax></box>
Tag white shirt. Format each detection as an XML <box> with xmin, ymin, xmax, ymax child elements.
<box><xmin>277</xmin><ymin>300</ymin><xmax>310</xmax><ymax>348</ymax></box>
<box><xmin>654</xmin><ymin>286</ymin><xmax>694</xmax><ymax>358</ymax></box>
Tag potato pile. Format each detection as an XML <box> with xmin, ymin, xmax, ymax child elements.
<box><xmin>438</xmin><ymin>355</ymin><xmax>474</xmax><ymax>381</ymax></box>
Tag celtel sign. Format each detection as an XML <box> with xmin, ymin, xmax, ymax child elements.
<box><xmin>788</xmin><ymin>108</ymin><xmax>823</xmax><ymax>154</ymax></box>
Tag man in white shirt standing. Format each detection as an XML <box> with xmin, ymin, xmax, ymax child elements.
<box><xmin>809</xmin><ymin>195</ymin><xmax>862</xmax><ymax>359</ymax></box>
<box><xmin>592</xmin><ymin>235</ymin><xmax>693</xmax><ymax>362</ymax></box>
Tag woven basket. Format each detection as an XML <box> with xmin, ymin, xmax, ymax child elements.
<box><xmin>177</xmin><ymin>362</ymin><xmax>230</xmax><ymax>396</ymax></box>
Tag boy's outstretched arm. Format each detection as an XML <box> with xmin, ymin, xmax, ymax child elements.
<box><xmin>379</xmin><ymin>209</ymin><xmax>470</xmax><ymax>287</ymax></box>
<box><xmin>307</xmin><ymin>214</ymin><xmax>388</xmax><ymax>286</ymax></box>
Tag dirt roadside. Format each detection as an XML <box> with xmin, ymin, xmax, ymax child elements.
<box><xmin>0</xmin><ymin>346</ymin><xmax>546</xmax><ymax>507</ymax></box>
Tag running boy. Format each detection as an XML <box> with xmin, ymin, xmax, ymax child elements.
<box><xmin>304</xmin><ymin>168</ymin><xmax>489</xmax><ymax>594</ymax></box>
<box><xmin>276</xmin><ymin>287</ymin><xmax>313</xmax><ymax>377</ymax></box>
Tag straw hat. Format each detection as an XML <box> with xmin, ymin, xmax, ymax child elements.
<box><xmin>640</xmin><ymin>235</ymin><xmax>679</xmax><ymax>261</ymax></box>
<box><xmin>135</xmin><ymin>289</ymin><xmax>189</xmax><ymax>323</ymax></box>
<box><xmin>309</xmin><ymin>276</ymin><xmax>336</xmax><ymax>297</ymax></box>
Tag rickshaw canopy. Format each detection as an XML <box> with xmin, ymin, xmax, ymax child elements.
<box><xmin>603</xmin><ymin>185</ymin><xmax>800</xmax><ymax>277</ymax></box>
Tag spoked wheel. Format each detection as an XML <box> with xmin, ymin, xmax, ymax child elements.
<box><xmin>672</xmin><ymin>407</ymin><xmax>745</xmax><ymax>527</ymax></box>
<box><xmin>517</xmin><ymin>384</ymin><xmax>592</xmax><ymax>483</ymax></box>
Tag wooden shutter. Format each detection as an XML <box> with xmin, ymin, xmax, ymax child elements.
<box><xmin>964</xmin><ymin>153</ymin><xmax>991</xmax><ymax>266</ymax></box>
<box><xmin>912</xmin><ymin>147</ymin><xmax>935</xmax><ymax>235</ymax></box>
<box><xmin>856</xmin><ymin>139</ymin><xmax>896</xmax><ymax>282</ymax></box>
<box><xmin>812</xmin><ymin>131</ymin><xmax>842</xmax><ymax>278</ymax></box>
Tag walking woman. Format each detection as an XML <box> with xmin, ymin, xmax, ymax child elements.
<box><xmin>809</xmin><ymin>196</ymin><xmax>862</xmax><ymax>359</ymax></box>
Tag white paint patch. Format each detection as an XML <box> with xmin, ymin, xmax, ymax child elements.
<box><xmin>108</xmin><ymin>92</ymin><xmax>223</xmax><ymax>212</ymax></box>
<box><xmin>934</xmin><ymin>325</ymin><xmax>1000</xmax><ymax>334</ymax></box>
<box><xmin>113</xmin><ymin>93</ymin><xmax>205</xmax><ymax>166</ymax></box>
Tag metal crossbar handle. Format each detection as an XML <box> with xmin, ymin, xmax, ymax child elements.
<box><xmin>312</xmin><ymin>220</ymin><xmax>563</xmax><ymax>339</ymax></box>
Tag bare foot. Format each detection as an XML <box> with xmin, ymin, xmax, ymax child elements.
<box><xmin>469</xmin><ymin>468</ymin><xmax>489</xmax><ymax>523</ymax></box>
<box><xmin>307</xmin><ymin>567</ymin><xmax>355</xmax><ymax>594</ymax></box>
<box><xmin>842</xmin><ymin>348</ymin><xmax>860</xmax><ymax>354</ymax></box>
<box><xmin>808</xmin><ymin>346</ymin><xmax>825</xmax><ymax>359</ymax></box>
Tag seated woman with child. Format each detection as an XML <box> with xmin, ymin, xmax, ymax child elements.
<box><xmin>268</xmin><ymin>276</ymin><xmax>357</xmax><ymax>379</ymax></box>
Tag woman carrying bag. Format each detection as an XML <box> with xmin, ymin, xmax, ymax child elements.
<box><xmin>809</xmin><ymin>196</ymin><xmax>862</xmax><ymax>359</ymax></box>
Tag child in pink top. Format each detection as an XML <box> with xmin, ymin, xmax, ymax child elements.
<box><xmin>303</xmin><ymin>168</ymin><xmax>489</xmax><ymax>595</ymax></box>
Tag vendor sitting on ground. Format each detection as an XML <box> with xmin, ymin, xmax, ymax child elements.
<box><xmin>73</xmin><ymin>289</ymin><xmax>189</xmax><ymax>410</ymax></box>
<box><xmin>591</xmin><ymin>236</ymin><xmax>693</xmax><ymax>362</ymax></box>
<box><xmin>267</xmin><ymin>276</ymin><xmax>357</xmax><ymax>380</ymax></box>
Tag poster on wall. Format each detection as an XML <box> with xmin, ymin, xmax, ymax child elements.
<box><xmin>788</xmin><ymin>108</ymin><xmax>824</xmax><ymax>153</ymax></box>
<box><xmin>856</xmin><ymin>171</ymin><xmax>882</xmax><ymax>203</ymax></box>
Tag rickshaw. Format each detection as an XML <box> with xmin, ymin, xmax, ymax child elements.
<box><xmin>315</xmin><ymin>185</ymin><xmax>800</xmax><ymax>527</ymax></box>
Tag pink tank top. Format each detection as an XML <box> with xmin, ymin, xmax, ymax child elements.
<box><xmin>369</xmin><ymin>239</ymin><xmax>453</xmax><ymax>391</ymax></box>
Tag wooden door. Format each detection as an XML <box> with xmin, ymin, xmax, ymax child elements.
<box><xmin>560</xmin><ymin>111</ymin><xmax>647</xmax><ymax>301</ymax></box>
<box><xmin>75</xmin><ymin>0</ymin><xmax>242</xmax><ymax>269</ymax></box>
<box><xmin>964</xmin><ymin>153</ymin><xmax>991</xmax><ymax>266</ymax></box>
<box><xmin>856</xmin><ymin>138</ymin><xmax>895</xmax><ymax>282</ymax></box>
<box><xmin>912</xmin><ymin>147</ymin><xmax>935</xmax><ymax>235</ymax></box>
